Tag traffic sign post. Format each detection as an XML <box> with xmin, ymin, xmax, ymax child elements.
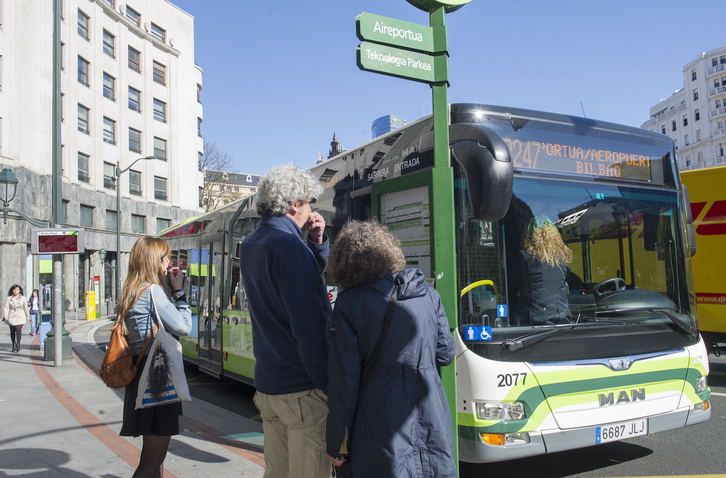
<box><xmin>356</xmin><ymin>1</ymin><xmax>472</xmax><ymax>470</ymax></box>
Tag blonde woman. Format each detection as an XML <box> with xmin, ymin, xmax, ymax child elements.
<box><xmin>116</xmin><ymin>236</ymin><xmax>192</xmax><ymax>478</ymax></box>
<box><xmin>3</xmin><ymin>284</ymin><xmax>30</xmax><ymax>353</ymax></box>
<box><xmin>515</xmin><ymin>218</ymin><xmax>573</xmax><ymax>324</ymax></box>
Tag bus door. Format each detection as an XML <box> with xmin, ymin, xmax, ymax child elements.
<box><xmin>197</xmin><ymin>234</ymin><xmax>224</xmax><ymax>377</ymax></box>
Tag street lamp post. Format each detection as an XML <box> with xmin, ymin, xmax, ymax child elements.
<box><xmin>115</xmin><ymin>156</ymin><xmax>155</xmax><ymax>302</ymax></box>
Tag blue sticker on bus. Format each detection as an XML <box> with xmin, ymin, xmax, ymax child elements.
<box><xmin>497</xmin><ymin>304</ymin><xmax>508</xmax><ymax>318</ymax></box>
<box><xmin>463</xmin><ymin>326</ymin><xmax>493</xmax><ymax>341</ymax></box>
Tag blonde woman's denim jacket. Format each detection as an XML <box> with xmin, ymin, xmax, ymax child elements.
<box><xmin>124</xmin><ymin>283</ymin><xmax>192</xmax><ymax>356</ymax></box>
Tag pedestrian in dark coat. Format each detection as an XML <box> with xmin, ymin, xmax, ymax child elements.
<box><xmin>326</xmin><ymin>220</ymin><xmax>457</xmax><ymax>478</ymax></box>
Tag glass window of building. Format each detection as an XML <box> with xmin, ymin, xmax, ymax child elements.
<box><xmin>129</xmin><ymin>170</ymin><xmax>142</xmax><ymax>195</ymax></box>
<box><xmin>77</xmin><ymin>152</ymin><xmax>90</xmax><ymax>182</ymax></box>
<box><xmin>80</xmin><ymin>205</ymin><xmax>94</xmax><ymax>227</ymax></box>
<box><xmin>156</xmin><ymin>218</ymin><xmax>171</xmax><ymax>234</ymax></box>
<box><xmin>131</xmin><ymin>214</ymin><xmax>145</xmax><ymax>233</ymax></box>
<box><xmin>692</xmin><ymin>70</ymin><xmax>697</xmax><ymax>81</ymax></box>
<box><xmin>683</xmin><ymin>115</ymin><xmax>688</xmax><ymax>127</ymax></box>
<box><xmin>197</xmin><ymin>117</ymin><xmax>202</xmax><ymax>136</ymax></box>
<box><xmin>693</xmin><ymin>90</ymin><xmax>699</xmax><ymax>101</ymax></box>
<box><xmin>129</xmin><ymin>128</ymin><xmax>142</xmax><ymax>153</ymax></box>
<box><xmin>125</xmin><ymin>6</ymin><xmax>141</xmax><ymax>26</ymax></box>
<box><xmin>154</xmin><ymin>137</ymin><xmax>167</xmax><ymax>161</ymax></box>
<box><xmin>154</xmin><ymin>176</ymin><xmax>167</xmax><ymax>201</ymax></box>
<box><xmin>103</xmin><ymin>72</ymin><xmax>115</xmax><ymax>100</ymax></box>
<box><xmin>103</xmin><ymin>117</ymin><xmax>116</xmax><ymax>144</ymax></box>
<box><xmin>106</xmin><ymin>210</ymin><xmax>118</xmax><ymax>230</ymax></box>
<box><xmin>672</xmin><ymin>120</ymin><xmax>677</xmax><ymax>132</ymax></box>
<box><xmin>77</xmin><ymin>56</ymin><xmax>89</xmax><ymax>86</ymax></box>
<box><xmin>128</xmin><ymin>87</ymin><xmax>141</xmax><ymax>112</ymax></box>
<box><xmin>103</xmin><ymin>30</ymin><xmax>115</xmax><ymax>57</ymax></box>
<box><xmin>128</xmin><ymin>47</ymin><xmax>141</xmax><ymax>72</ymax></box>
<box><xmin>152</xmin><ymin>61</ymin><xmax>166</xmax><ymax>85</ymax></box>
<box><xmin>77</xmin><ymin>10</ymin><xmax>89</xmax><ymax>40</ymax></box>
<box><xmin>153</xmin><ymin>99</ymin><xmax>166</xmax><ymax>122</ymax></box>
<box><xmin>150</xmin><ymin>23</ymin><xmax>165</xmax><ymax>42</ymax></box>
<box><xmin>695</xmin><ymin>109</ymin><xmax>700</xmax><ymax>121</ymax></box>
<box><xmin>103</xmin><ymin>162</ymin><xmax>116</xmax><ymax>189</ymax></box>
<box><xmin>77</xmin><ymin>104</ymin><xmax>89</xmax><ymax>133</ymax></box>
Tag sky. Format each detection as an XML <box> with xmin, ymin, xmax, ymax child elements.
<box><xmin>168</xmin><ymin>0</ymin><xmax>725</xmax><ymax>176</ymax></box>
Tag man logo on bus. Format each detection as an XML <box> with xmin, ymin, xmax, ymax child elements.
<box><xmin>599</xmin><ymin>388</ymin><xmax>645</xmax><ymax>407</ymax></box>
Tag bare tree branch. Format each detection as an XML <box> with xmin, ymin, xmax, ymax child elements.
<box><xmin>200</xmin><ymin>140</ymin><xmax>238</xmax><ymax>212</ymax></box>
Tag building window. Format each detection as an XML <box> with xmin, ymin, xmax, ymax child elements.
<box><xmin>198</xmin><ymin>151</ymin><xmax>203</xmax><ymax>170</ymax></box>
<box><xmin>131</xmin><ymin>214</ymin><xmax>145</xmax><ymax>233</ymax></box>
<box><xmin>103</xmin><ymin>162</ymin><xmax>116</xmax><ymax>189</ymax></box>
<box><xmin>683</xmin><ymin>115</ymin><xmax>688</xmax><ymax>127</ymax></box>
<box><xmin>156</xmin><ymin>218</ymin><xmax>171</xmax><ymax>234</ymax></box>
<box><xmin>671</xmin><ymin>120</ymin><xmax>677</xmax><ymax>132</ymax></box>
<box><xmin>684</xmin><ymin>134</ymin><xmax>689</xmax><ymax>146</ymax></box>
<box><xmin>693</xmin><ymin>90</ymin><xmax>699</xmax><ymax>101</ymax></box>
<box><xmin>696</xmin><ymin>129</ymin><xmax>701</xmax><ymax>141</ymax></box>
<box><xmin>77</xmin><ymin>10</ymin><xmax>89</xmax><ymax>40</ymax></box>
<box><xmin>152</xmin><ymin>61</ymin><xmax>166</xmax><ymax>85</ymax></box>
<box><xmin>129</xmin><ymin>170</ymin><xmax>142</xmax><ymax>195</ymax></box>
<box><xmin>77</xmin><ymin>104</ymin><xmax>89</xmax><ymax>134</ymax></box>
<box><xmin>197</xmin><ymin>84</ymin><xmax>202</xmax><ymax>102</ymax></box>
<box><xmin>128</xmin><ymin>47</ymin><xmax>141</xmax><ymax>72</ymax></box>
<box><xmin>129</xmin><ymin>128</ymin><xmax>142</xmax><ymax>153</ymax></box>
<box><xmin>691</xmin><ymin>70</ymin><xmax>697</xmax><ymax>81</ymax></box>
<box><xmin>718</xmin><ymin>143</ymin><xmax>724</xmax><ymax>157</ymax></box>
<box><xmin>153</xmin><ymin>99</ymin><xmax>166</xmax><ymax>122</ymax></box>
<box><xmin>199</xmin><ymin>187</ymin><xmax>203</xmax><ymax>207</ymax></box>
<box><xmin>661</xmin><ymin>125</ymin><xmax>666</xmax><ymax>135</ymax></box>
<box><xmin>125</xmin><ymin>6</ymin><xmax>141</xmax><ymax>26</ymax></box>
<box><xmin>150</xmin><ymin>23</ymin><xmax>165</xmax><ymax>42</ymax></box>
<box><xmin>80</xmin><ymin>205</ymin><xmax>94</xmax><ymax>227</ymax></box>
<box><xmin>77</xmin><ymin>56</ymin><xmax>89</xmax><ymax>86</ymax></box>
<box><xmin>695</xmin><ymin>109</ymin><xmax>700</xmax><ymax>121</ymax></box>
<box><xmin>697</xmin><ymin>151</ymin><xmax>703</xmax><ymax>163</ymax></box>
<box><xmin>103</xmin><ymin>30</ymin><xmax>115</xmax><ymax>57</ymax></box>
<box><xmin>103</xmin><ymin>73</ymin><xmax>115</xmax><ymax>101</ymax></box>
<box><xmin>154</xmin><ymin>176</ymin><xmax>167</xmax><ymax>201</ymax></box>
<box><xmin>103</xmin><ymin>117</ymin><xmax>116</xmax><ymax>144</ymax></box>
<box><xmin>106</xmin><ymin>210</ymin><xmax>118</xmax><ymax>230</ymax></box>
<box><xmin>77</xmin><ymin>153</ymin><xmax>90</xmax><ymax>182</ymax></box>
<box><xmin>197</xmin><ymin>117</ymin><xmax>202</xmax><ymax>136</ymax></box>
<box><xmin>154</xmin><ymin>137</ymin><xmax>167</xmax><ymax>160</ymax></box>
<box><xmin>128</xmin><ymin>87</ymin><xmax>141</xmax><ymax>112</ymax></box>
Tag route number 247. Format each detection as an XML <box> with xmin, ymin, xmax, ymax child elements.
<box><xmin>497</xmin><ymin>373</ymin><xmax>527</xmax><ymax>387</ymax></box>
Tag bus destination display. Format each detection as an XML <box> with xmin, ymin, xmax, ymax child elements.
<box><xmin>503</xmin><ymin>138</ymin><xmax>653</xmax><ymax>181</ymax></box>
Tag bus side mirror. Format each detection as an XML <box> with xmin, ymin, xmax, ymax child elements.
<box><xmin>450</xmin><ymin>124</ymin><xmax>513</xmax><ymax>221</ymax></box>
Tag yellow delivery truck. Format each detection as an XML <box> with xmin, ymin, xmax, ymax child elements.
<box><xmin>682</xmin><ymin>165</ymin><xmax>726</xmax><ymax>352</ymax></box>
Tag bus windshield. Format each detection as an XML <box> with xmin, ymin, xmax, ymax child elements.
<box><xmin>456</xmin><ymin>176</ymin><xmax>697</xmax><ymax>358</ymax></box>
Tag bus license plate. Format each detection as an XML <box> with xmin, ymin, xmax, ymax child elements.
<box><xmin>595</xmin><ymin>419</ymin><xmax>648</xmax><ymax>444</ymax></box>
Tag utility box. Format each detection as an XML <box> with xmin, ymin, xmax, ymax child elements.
<box><xmin>85</xmin><ymin>291</ymin><xmax>96</xmax><ymax>320</ymax></box>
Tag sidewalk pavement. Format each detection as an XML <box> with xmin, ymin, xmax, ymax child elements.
<box><xmin>0</xmin><ymin>316</ymin><xmax>266</xmax><ymax>477</ymax></box>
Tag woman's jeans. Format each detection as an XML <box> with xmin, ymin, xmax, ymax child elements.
<box><xmin>30</xmin><ymin>311</ymin><xmax>40</xmax><ymax>335</ymax></box>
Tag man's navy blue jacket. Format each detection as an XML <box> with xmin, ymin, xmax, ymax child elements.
<box><xmin>240</xmin><ymin>215</ymin><xmax>332</xmax><ymax>394</ymax></box>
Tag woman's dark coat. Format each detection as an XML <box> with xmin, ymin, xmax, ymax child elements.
<box><xmin>326</xmin><ymin>268</ymin><xmax>457</xmax><ymax>478</ymax></box>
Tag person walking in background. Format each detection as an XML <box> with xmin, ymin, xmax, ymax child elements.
<box><xmin>3</xmin><ymin>285</ymin><xmax>30</xmax><ymax>353</ymax></box>
<box><xmin>28</xmin><ymin>289</ymin><xmax>41</xmax><ymax>336</ymax></box>
<box><xmin>325</xmin><ymin>221</ymin><xmax>457</xmax><ymax>478</ymax></box>
<box><xmin>117</xmin><ymin>236</ymin><xmax>192</xmax><ymax>478</ymax></box>
<box><xmin>240</xmin><ymin>163</ymin><xmax>332</xmax><ymax>478</ymax></box>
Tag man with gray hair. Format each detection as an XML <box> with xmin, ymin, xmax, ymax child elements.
<box><xmin>240</xmin><ymin>163</ymin><xmax>332</xmax><ymax>478</ymax></box>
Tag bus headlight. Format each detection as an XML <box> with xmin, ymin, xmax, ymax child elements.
<box><xmin>695</xmin><ymin>376</ymin><xmax>708</xmax><ymax>393</ymax></box>
<box><xmin>475</xmin><ymin>401</ymin><xmax>526</xmax><ymax>420</ymax></box>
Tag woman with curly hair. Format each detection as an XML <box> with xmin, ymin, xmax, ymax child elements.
<box><xmin>516</xmin><ymin>217</ymin><xmax>573</xmax><ymax>324</ymax></box>
<box><xmin>326</xmin><ymin>221</ymin><xmax>456</xmax><ymax>478</ymax></box>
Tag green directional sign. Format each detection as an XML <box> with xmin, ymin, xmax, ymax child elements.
<box><xmin>356</xmin><ymin>12</ymin><xmax>438</xmax><ymax>53</ymax></box>
<box><xmin>357</xmin><ymin>41</ymin><xmax>447</xmax><ymax>84</ymax></box>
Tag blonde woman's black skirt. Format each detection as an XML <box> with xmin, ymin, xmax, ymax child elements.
<box><xmin>119</xmin><ymin>355</ymin><xmax>184</xmax><ymax>437</ymax></box>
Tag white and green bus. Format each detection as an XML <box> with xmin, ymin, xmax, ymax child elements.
<box><xmin>161</xmin><ymin>103</ymin><xmax>711</xmax><ymax>463</ymax></box>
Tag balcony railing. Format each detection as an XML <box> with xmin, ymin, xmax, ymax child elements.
<box><xmin>708</xmin><ymin>85</ymin><xmax>726</xmax><ymax>98</ymax></box>
<box><xmin>709</xmin><ymin>107</ymin><xmax>726</xmax><ymax>119</ymax></box>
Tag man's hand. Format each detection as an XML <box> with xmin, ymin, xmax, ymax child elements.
<box><xmin>306</xmin><ymin>211</ymin><xmax>326</xmax><ymax>244</ymax></box>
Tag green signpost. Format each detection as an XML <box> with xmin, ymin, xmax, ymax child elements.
<box><xmin>356</xmin><ymin>1</ymin><xmax>472</xmax><ymax>471</ymax></box>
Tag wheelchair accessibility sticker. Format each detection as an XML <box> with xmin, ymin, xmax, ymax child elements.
<box><xmin>463</xmin><ymin>326</ymin><xmax>493</xmax><ymax>341</ymax></box>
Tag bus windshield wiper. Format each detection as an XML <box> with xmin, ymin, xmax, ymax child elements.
<box><xmin>501</xmin><ymin>321</ymin><xmax>624</xmax><ymax>352</ymax></box>
<box><xmin>598</xmin><ymin>307</ymin><xmax>697</xmax><ymax>338</ymax></box>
